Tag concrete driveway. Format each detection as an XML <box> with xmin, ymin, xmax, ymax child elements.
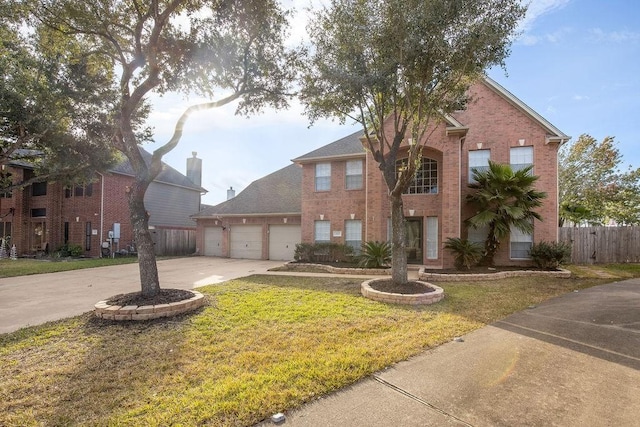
<box><xmin>0</xmin><ymin>257</ymin><xmax>284</xmax><ymax>334</ymax></box>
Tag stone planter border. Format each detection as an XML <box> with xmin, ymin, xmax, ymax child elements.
<box><xmin>418</xmin><ymin>267</ymin><xmax>572</xmax><ymax>282</ymax></box>
<box><xmin>284</xmin><ymin>262</ymin><xmax>391</xmax><ymax>276</ymax></box>
<box><xmin>94</xmin><ymin>290</ymin><xmax>205</xmax><ymax>321</ymax></box>
<box><xmin>361</xmin><ymin>279</ymin><xmax>444</xmax><ymax>305</ymax></box>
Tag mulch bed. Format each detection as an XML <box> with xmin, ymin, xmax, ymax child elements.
<box><xmin>422</xmin><ymin>266</ymin><xmax>556</xmax><ymax>274</ymax></box>
<box><xmin>369</xmin><ymin>280</ymin><xmax>435</xmax><ymax>295</ymax></box>
<box><xmin>107</xmin><ymin>289</ymin><xmax>194</xmax><ymax>306</ymax></box>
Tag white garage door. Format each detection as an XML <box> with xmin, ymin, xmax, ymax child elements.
<box><xmin>230</xmin><ymin>225</ymin><xmax>263</xmax><ymax>259</ymax></box>
<box><xmin>269</xmin><ymin>225</ymin><xmax>301</xmax><ymax>261</ymax></box>
<box><xmin>204</xmin><ymin>227</ymin><xmax>224</xmax><ymax>257</ymax></box>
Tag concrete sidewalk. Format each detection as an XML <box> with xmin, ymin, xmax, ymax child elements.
<box><xmin>257</xmin><ymin>279</ymin><xmax>640</xmax><ymax>427</ymax></box>
<box><xmin>0</xmin><ymin>257</ymin><xmax>285</xmax><ymax>334</ymax></box>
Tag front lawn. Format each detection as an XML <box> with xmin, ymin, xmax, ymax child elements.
<box><xmin>0</xmin><ymin>257</ymin><xmax>139</xmax><ymax>278</ymax></box>
<box><xmin>0</xmin><ymin>274</ymin><xmax>610</xmax><ymax>426</ymax></box>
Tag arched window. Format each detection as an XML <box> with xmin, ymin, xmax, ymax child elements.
<box><xmin>397</xmin><ymin>158</ymin><xmax>438</xmax><ymax>194</ymax></box>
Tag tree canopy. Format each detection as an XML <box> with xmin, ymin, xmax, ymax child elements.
<box><xmin>1</xmin><ymin>1</ymin><xmax>117</xmax><ymax>191</ymax></box>
<box><xmin>24</xmin><ymin>0</ymin><xmax>300</xmax><ymax>296</ymax></box>
<box><xmin>301</xmin><ymin>0</ymin><xmax>526</xmax><ymax>283</ymax></box>
<box><xmin>559</xmin><ymin>134</ymin><xmax>640</xmax><ymax>226</ymax></box>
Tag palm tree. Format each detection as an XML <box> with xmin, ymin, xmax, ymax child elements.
<box><xmin>466</xmin><ymin>161</ymin><xmax>547</xmax><ymax>266</ymax></box>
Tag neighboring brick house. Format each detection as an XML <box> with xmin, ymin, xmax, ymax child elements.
<box><xmin>0</xmin><ymin>150</ymin><xmax>205</xmax><ymax>257</ymax></box>
<box><xmin>194</xmin><ymin>77</ymin><xmax>569</xmax><ymax>268</ymax></box>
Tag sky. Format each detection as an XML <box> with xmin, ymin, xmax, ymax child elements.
<box><xmin>145</xmin><ymin>0</ymin><xmax>640</xmax><ymax>206</ymax></box>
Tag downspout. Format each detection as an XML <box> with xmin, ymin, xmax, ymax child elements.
<box><xmin>365</xmin><ymin>155</ymin><xmax>369</xmax><ymax>240</ymax></box>
<box><xmin>97</xmin><ymin>172</ymin><xmax>105</xmax><ymax>256</ymax></box>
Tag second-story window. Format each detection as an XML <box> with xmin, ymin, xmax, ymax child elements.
<box><xmin>469</xmin><ymin>149</ymin><xmax>490</xmax><ymax>183</ymax></box>
<box><xmin>510</xmin><ymin>146</ymin><xmax>533</xmax><ymax>173</ymax></box>
<box><xmin>315</xmin><ymin>163</ymin><xmax>331</xmax><ymax>191</ymax></box>
<box><xmin>31</xmin><ymin>181</ymin><xmax>47</xmax><ymax>196</ymax></box>
<box><xmin>396</xmin><ymin>158</ymin><xmax>438</xmax><ymax>194</ymax></box>
<box><xmin>345</xmin><ymin>160</ymin><xmax>363</xmax><ymax>190</ymax></box>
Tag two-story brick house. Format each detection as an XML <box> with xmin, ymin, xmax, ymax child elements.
<box><xmin>0</xmin><ymin>149</ymin><xmax>205</xmax><ymax>257</ymax></box>
<box><xmin>194</xmin><ymin>77</ymin><xmax>569</xmax><ymax>268</ymax></box>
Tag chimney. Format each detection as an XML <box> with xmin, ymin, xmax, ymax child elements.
<box><xmin>186</xmin><ymin>152</ymin><xmax>202</xmax><ymax>187</ymax></box>
<box><xmin>227</xmin><ymin>186</ymin><xmax>236</xmax><ymax>200</ymax></box>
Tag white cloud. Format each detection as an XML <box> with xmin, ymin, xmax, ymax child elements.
<box><xmin>515</xmin><ymin>0</ymin><xmax>572</xmax><ymax>45</ymax></box>
<box><xmin>573</xmin><ymin>95</ymin><xmax>589</xmax><ymax>101</ymax></box>
<box><xmin>589</xmin><ymin>28</ymin><xmax>640</xmax><ymax>43</ymax></box>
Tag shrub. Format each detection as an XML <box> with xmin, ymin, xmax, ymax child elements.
<box><xmin>358</xmin><ymin>241</ymin><xmax>391</xmax><ymax>268</ymax></box>
<box><xmin>444</xmin><ymin>237</ymin><xmax>483</xmax><ymax>270</ymax></box>
<box><xmin>56</xmin><ymin>244</ymin><xmax>84</xmax><ymax>258</ymax></box>
<box><xmin>294</xmin><ymin>242</ymin><xmax>354</xmax><ymax>263</ymax></box>
<box><xmin>529</xmin><ymin>241</ymin><xmax>571</xmax><ymax>270</ymax></box>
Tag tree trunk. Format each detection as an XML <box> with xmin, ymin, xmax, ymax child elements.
<box><xmin>127</xmin><ymin>179</ymin><xmax>160</xmax><ymax>298</ymax></box>
<box><xmin>482</xmin><ymin>223</ymin><xmax>499</xmax><ymax>267</ymax></box>
<box><xmin>390</xmin><ymin>192</ymin><xmax>408</xmax><ymax>284</ymax></box>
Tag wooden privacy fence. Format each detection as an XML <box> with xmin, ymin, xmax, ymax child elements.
<box><xmin>559</xmin><ymin>226</ymin><xmax>640</xmax><ymax>264</ymax></box>
<box><xmin>150</xmin><ymin>228</ymin><xmax>196</xmax><ymax>256</ymax></box>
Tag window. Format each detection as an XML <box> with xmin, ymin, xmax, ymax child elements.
<box><xmin>85</xmin><ymin>222</ymin><xmax>92</xmax><ymax>251</ymax></box>
<box><xmin>31</xmin><ymin>181</ymin><xmax>47</xmax><ymax>196</ymax></box>
<box><xmin>315</xmin><ymin>163</ymin><xmax>331</xmax><ymax>191</ymax></box>
<box><xmin>469</xmin><ymin>149</ymin><xmax>490</xmax><ymax>183</ymax></box>
<box><xmin>345</xmin><ymin>160</ymin><xmax>363</xmax><ymax>190</ymax></box>
<box><xmin>397</xmin><ymin>158</ymin><xmax>438</xmax><ymax>194</ymax></box>
<box><xmin>31</xmin><ymin>208</ymin><xmax>46</xmax><ymax>217</ymax></box>
<box><xmin>510</xmin><ymin>224</ymin><xmax>533</xmax><ymax>259</ymax></box>
<box><xmin>314</xmin><ymin>220</ymin><xmax>331</xmax><ymax>243</ymax></box>
<box><xmin>510</xmin><ymin>146</ymin><xmax>533</xmax><ymax>173</ymax></box>
<box><xmin>67</xmin><ymin>183</ymin><xmax>93</xmax><ymax>198</ymax></box>
<box><xmin>468</xmin><ymin>225</ymin><xmax>488</xmax><ymax>246</ymax></box>
<box><xmin>426</xmin><ymin>217</ymin><xmax>438</xmax><ymax>260</ymax></box>
<box><xmin>345</xmin><ymin>220</ymin><xmax>362</xmax><ymax>254</ymax></box>
<box><xmin>0</xmin><ymin>221</ymin><xmax>11</xmax><ymax>238</ymax></box>
<box><xmin>0</xmin><ymin>190</ymin><xmax>11</xmax><ymax>198</ymax></box>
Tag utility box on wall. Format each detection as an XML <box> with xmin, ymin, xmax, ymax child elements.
<box><xmin>112</xmin><ymin>223</ymin><xmax>121</xmax><ymax>239</ymax></box>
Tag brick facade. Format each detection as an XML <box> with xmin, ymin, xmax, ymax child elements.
<box><xmin>296</xmin><ymin>79</ymin><xmax>568</xmax><ymax>268</ymax></box>
<box><xmin>1</xmin><ymin>163</ymin><xmax>202</xmax><ymax>258</ymax></box>
<box><xmin>193</xmin><ymin>78</ymin><xmax>568</xmax><ymax>268</ymax></box>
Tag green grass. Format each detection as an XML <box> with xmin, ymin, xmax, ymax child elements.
<box><xmin>0</xmin><ymin>273</ymin><xmax>611</xmax><ymax>426</ymax></box>
<box><xmin>0</xmin><ymin>257</ymin><xmax>139</xmax><ymax>278</ymax></box>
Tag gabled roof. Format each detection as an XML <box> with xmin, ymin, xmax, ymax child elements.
<box><xmin>292</xmin><ymin>130</ymin><xmax>365</xmax><ymax>163</ymax></box>
<box><xmin>110</xmin><ymin>148</ymin><xmax>206</xmax><ymax>193</ymax></box>
<box><xmin>193</xmin><ymin>163</ymin><xmax>302</xmax><ymax>218</ymax></box>
<box><xmin>482</xmin><ymin>77</ymin><xmax>570</xmax><ymax>144</ymax></box>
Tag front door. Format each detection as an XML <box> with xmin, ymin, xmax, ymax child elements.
<box><xmin>405</xmin><ymin>218</ymin><xmax>423</xmax><ymax>264</ymax></box>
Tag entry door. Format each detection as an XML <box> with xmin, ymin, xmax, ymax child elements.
<box><xmin>405</xmin><ymin>219</ymin><xmax>423</xmax><ymax>264</ymax></box>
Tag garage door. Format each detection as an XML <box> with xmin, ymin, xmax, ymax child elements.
<box><xmin>269</xmin><ymin>225</ymin><xmax>301</xmax><ymax>261</ymax></box>
<box><xmin>204</xmin><ymin>227</ymin><xmax>224</xmax><ymax>257</ymax></box>
<box><xmin>230</xmin><ymin>225</ymin><xmax>263</xmax><ymax>259</ymax></box>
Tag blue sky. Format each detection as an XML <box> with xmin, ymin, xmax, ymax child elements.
<box><xmin>146</xmin><ymin>0</ymin><xmax>640</xmax><ymax>206</ymax></box>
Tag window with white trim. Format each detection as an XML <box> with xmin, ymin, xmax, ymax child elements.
<box><xmin>345</xmin><ymin>220</ymin><xmax>362</xmax><ymax>254</ymax></box>
<box><xmin>469</xmin><ymin>149</ymin><xmax>490</xmax><ymax>183</ymax></box>
<box><xmin>510</xmin><ymin>146</ymin><xmax>533</xmax><ymax>173</ymax></box>
<box><xmin>314</xmin><ymin>220</ymin><xmax>331</xmax><ymax>243</ymax></box>
<box><xmin>345</xmin><ymin>160</ymin><xmax>363</xmax><ymax>190</ymax></box>
<box><xmin>426</xmin><ymin>217</ymin><xmax>438</xmax><ymax>259</ymax></box>
<box><xmin>510</xmin><ymin>224</ymin><xmax>533</xmax><ymax>259</ymax></box>
<box><xmin>396</xmin><ymin>158</ymin><xmax>438</xmax><ymax>194</ymax></box>
<box><xmin>315</xmin><ymin>163</ymin><xmax>331</xmax><ymax>191</ymax></box>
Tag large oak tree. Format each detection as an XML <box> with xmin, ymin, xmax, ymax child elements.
<box><xmin>301</xmin><ymin>0</ymin><xmax>525</xmax><ymax>284</ymax></box>
<box><xmin>27</xmin><ymin>0</ymin><xmax>299</xmax><ymax>297</ymax></box>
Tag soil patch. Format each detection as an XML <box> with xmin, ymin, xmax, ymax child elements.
<box><xmin>369</xmin><ymin>280</ymin><xmax>435</xmax><ymax>295</ymax></box>
<box><xmin>107</xmin><ymin>288</ymin><xmax>194</xmax><ymax>306</ymax></box>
